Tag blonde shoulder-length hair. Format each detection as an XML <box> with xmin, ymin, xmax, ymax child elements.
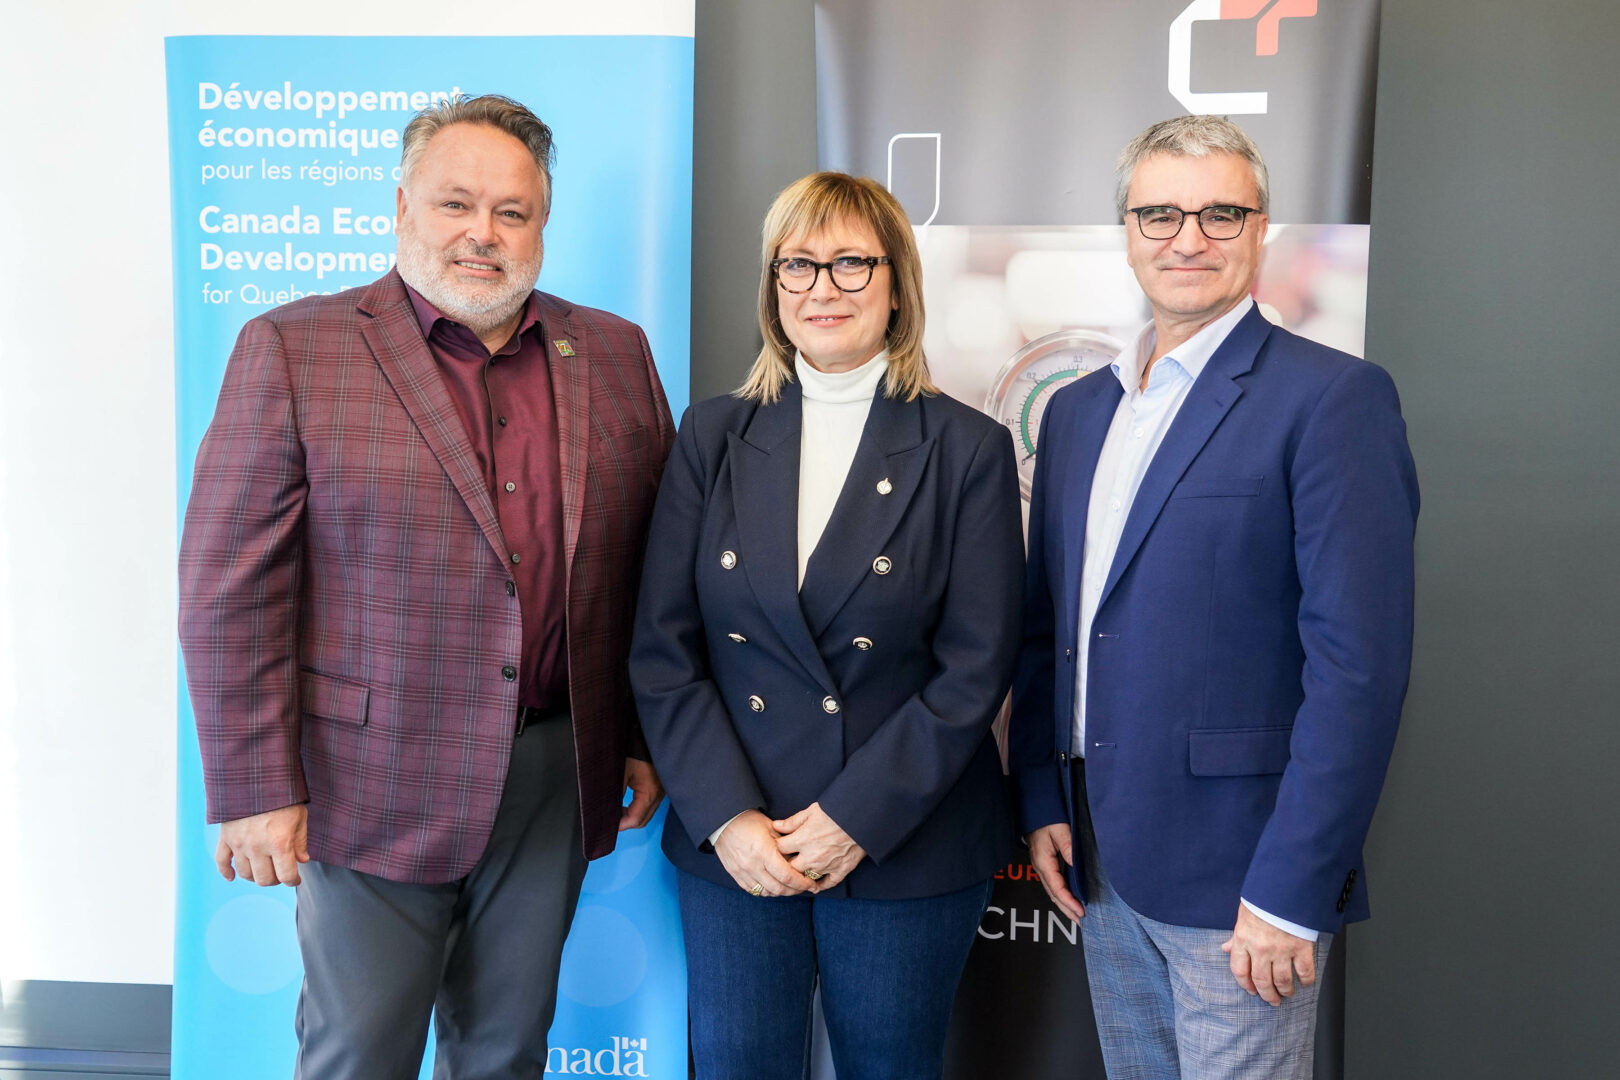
<box><xmin>737</xmin><ymin>172</ymin><xmax>935</xmax><ymax>403</ymax></box>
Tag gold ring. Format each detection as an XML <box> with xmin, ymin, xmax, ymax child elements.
<box><xmin>804</xmin><ymin>869</ymin><xmax>823</xmax><ymax>881</ymax></box>
<box><xmin>749</xmin><ymin>882</ymin><xmax>764</xmax><ymax>896</ymax></box>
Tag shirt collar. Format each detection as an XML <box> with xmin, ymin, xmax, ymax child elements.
<box><xmin>1112</xmin><ymin>295</ymin><xmax>1255</xmax><ymax>393</ymax></box>
<box><xmin>403</xmin><ymin>282</ymin><xmax>542</xmax><ymax>352</ymax></box>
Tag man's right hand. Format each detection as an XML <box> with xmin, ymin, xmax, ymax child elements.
<box><xmin>1027</xmin><ymin>823</ymin><xmax>1085</xmax><ymax>921</ymax></box>
<box><xmin>216</xmin><ymin>805</ymin><xmax>310</xmax><ymax>886</ymax></box>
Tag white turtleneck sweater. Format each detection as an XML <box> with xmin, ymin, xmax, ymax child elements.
<box><xmin>794</xmin><ymin>349</ymin><xmax>890</xmax><ymax>588</ymax></box>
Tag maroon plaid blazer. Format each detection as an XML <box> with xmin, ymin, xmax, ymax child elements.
<box><xmin>179</xmin><ymin>270</ymin><xmax>674</xmax><ymax>882</ymax></box>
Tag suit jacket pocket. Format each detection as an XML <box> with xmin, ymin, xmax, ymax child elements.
<box><xmin>1170</xmin><ymin>476</ymin><xmax>1264</xmax><ymax>499</ymax></box>
<box><xmin>300</xmin><ymin>668</ymin><xmax>370</xmax><ymax>726</ymax></box>
<box><xmin>589</xmin><ymin>422</ymin><xmax>651</xmax><ymax>455</ymax></box>
<box><xmin>1188</xmin><ymin>725</ymin><xmax>1291</xmax><ymax>776</ymax></box>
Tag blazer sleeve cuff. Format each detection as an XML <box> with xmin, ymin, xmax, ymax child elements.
<box><xmin>204</xmin><ymin>780</ymin><xmax>310</xmax><ymax>825</ymax></box>
<box><xmin>1012</xmin><ymin>763</ymin><xmax>1068</xmax><ymax>837</ymax></box>
<box><xmin>624</xmin><ymin>721</ymin><xmax>651</xmax><ymax>762</ymax></box>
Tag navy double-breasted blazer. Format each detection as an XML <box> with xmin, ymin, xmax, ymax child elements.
<box><xmin>631</xmin><ymin>379</ymin><xmax>1023</xmax><ymax>899</ymax></box>
<box><xmin>1009</xmin><ymin>307</ymin><xmax>1419</xmax><ymax>933</ymax></box>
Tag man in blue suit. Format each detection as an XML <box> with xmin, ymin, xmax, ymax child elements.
<box><xmin>1010</xmin><ymin>116</ymin><xmax>1418</xmax><ymax>1078</ymax></box>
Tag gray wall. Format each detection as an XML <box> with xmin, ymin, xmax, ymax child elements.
<box><xmin>1351</xmin><ymin>1</ymin><xmax>1620</xmax><ymax>1075</ymax></box>
<box><xmin>694</xmin><ymin>1</ymin><xmax>1620</xmax><ymax>1075</ymax></box>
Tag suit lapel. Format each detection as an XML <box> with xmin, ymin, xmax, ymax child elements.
<box><xmin>1098</xmin><ymin>307</ymin><xmax>1273</xmax><ymax>606</ymax></box>
<box><xmin>539</xmin><ymin>295</ymin><xmax>589</xmax><ymax>571</ymax></box>
<box><xmin>800</xmin><ymin>389</ymin><xmax>933</xmax><ymax>637</ymax></box>
<box><xmin>358</xmin><ymin>273</ymin><xmax>507</xmax><ymax>564</ymax></box>
<box><xmin>727</xmin><ymin>384</ymin><xmax>839</xmax><ymax>696</ymax></box>
<box><xmin>1058</xmin><ymin>374</ymin><xmax>1126</xmax><ymax>643</ymax></box>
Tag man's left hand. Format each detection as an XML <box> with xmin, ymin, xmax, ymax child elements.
<box><xmin>1221</xmin><ymin>903</ymin><xmax>1316</xmax><ymax>1006</ymax></box>
<box><xmin>619</xmin><ymin>757</ymin><xmax>664</xmax><ymax>830</ymax></box>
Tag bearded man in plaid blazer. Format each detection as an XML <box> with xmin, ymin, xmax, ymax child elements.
<box><xmin>178</xmin><ymin>95</ymin><xmax>674</xmax><ymax>1079</ymax></box>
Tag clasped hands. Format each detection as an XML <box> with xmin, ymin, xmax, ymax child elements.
<box><xmin>714</xmin><ymin>802</ymin><xmax>865</xmax><ymax>897</ymax></box>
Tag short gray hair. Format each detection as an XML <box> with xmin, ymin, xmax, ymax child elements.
<box><xmin>1115</xmin><ymin>115</ymin><xmax>1270</xmax><ymax>218</ymax></box>
<box><xmin>399</xmin><ymin>94</ymin><xmax>555</xmax><ymax>211</ymax></box>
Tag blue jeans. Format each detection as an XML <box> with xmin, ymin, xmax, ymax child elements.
<box><xmin>677</xmin><ymin>870</ymin><xmax>992</xmax><ymax>1080</ymax></box>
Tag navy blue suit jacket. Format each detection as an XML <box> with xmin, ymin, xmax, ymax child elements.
<box><xmin>1008</xmin><ymin>307</ymin><xmax>1419</xmax><ymax>932</ymax></box>
<box><xmin>632</xmin><ymin>380</ymin><xmax>1023</xmax><ymax>899</ymax></box>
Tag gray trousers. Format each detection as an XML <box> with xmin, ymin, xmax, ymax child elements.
<box><xmin>1070</xmin><ymin>761</ymin><xmax>1329</xmax><ymax>1080</ymax></box>
<box><xmin>293</xmin><ymin>714</ymin><xmax>588</xmax><ymax>1080</ymax></box>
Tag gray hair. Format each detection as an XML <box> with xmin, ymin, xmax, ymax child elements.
<box><xmin>399</xmin><ymin>94</ymin><xmax>556</xmax><ymax>211</ymax></box>
<box><xmin>1114</xmin><ymin>115</ymin><xmax>1270</xmax><ymax>218</ymax></box>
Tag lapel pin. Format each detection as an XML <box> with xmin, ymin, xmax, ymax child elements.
<box><xmin>876</xmin><ymin>477</ymin><xmax>893</xmax><ymax>495</ymax></box>
<box><xmin>553</xmin><ymin>339</ymin><xmax>575</xmax><ymax>357</ymax></box>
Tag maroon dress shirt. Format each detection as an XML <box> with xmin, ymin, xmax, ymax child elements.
<box><xmin>406</xmin><ymin>285</ymin><xmax>568</xmax><ymax>712</ymax></box>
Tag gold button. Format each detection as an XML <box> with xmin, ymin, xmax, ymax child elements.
<box><xmin>728</xmin><ymin>632</ymin><xmax>747</xmax><ymax>643</ymax></box>
<box><xmin>876</xmin><ymin>478</ymin><xmax>893</xmax><ymax>495</ymax></box>
<box><xmin>872</xmin><ymin>555</ymin><xmax>892</xmax><ymax>575</ymax></box>
<box><xmin>748</xmin><ymin>694</ymin><xmax>765</xmax><ymax>712</ymax></box>
<box><xmin>720</xmin><ymin>550</ymin><xmax>738</xmax><ymax>570</ymax></box>
<box><xmin>853</xmin><ymin>636</ymin><xmax>873</xmax><ymax>650</ymax></box>
<box><xmin>822</xmin><ymin>696</ymin><xmax>840</xmax><ymax>714</ymax></box>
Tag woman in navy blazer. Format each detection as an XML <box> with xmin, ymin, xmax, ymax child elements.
<box><xmin>631</xmin><ymin>173</ymin><xmax>1023</xmax><ymax>1080</ymax></box>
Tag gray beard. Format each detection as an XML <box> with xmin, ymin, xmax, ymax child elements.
<box><xmin>395</xmin><ymin>226</ymin><xmax>542</xmax><ymax>337</ymax></box>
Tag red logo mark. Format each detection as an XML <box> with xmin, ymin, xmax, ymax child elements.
<box><xmin>1220</xmin><ymin>0</ymin><xmax>1318</xmax><ymax>57</ymax></box>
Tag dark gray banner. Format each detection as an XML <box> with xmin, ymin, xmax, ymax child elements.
<box><xmin>813</xmin><ymin>4</ymin><xmax>1378</xmax><ymax>1078</ymax></box>
<box><xmin>816</xmin><ymin>0</ymin><xmax>1381</xmax><ymax>225</ymax></box>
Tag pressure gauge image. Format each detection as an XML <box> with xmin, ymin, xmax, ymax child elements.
<box><xmin>984</xmin><ymin>328</ymin><xmax>1124</xmax><ymax>499</ymax></box>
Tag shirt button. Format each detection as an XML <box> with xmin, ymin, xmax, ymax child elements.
<box><xmin>1133</xmin><ymin>428</ymin><xmax>1144</xmax><ymax>438</ymax></box>
<box><xmin>511</xmin><ymin>552</ymin><xmax>521</xmax><ymax>564</ymax></box>
<box><xmin>748</xmin><ymin>695</ymin><xmax>766</xmax><ymax>712</ymax></box>
<box><xmin>822</xmin><ymin>697</ymin><xmax>840</xmax><ymax>714</ymax></box>
<box><xmin>497</xmin><ymin>416</ymin><xmax>508</xmax><ymax>427</ymax></box>
<box><xmin>505</xmin><ymin>481</ymin><xmax>516</xmax><ymax>492</ymax></box>
<box><xmin>505</xmin><ymin>581</ymin><xmax>516</xmax><ymax>596</ymax></box>
<box><xmin>501</xmin><ymin>665</ymin><xmax>517</xmax><ymax>681</ymax></box>
<box><xmin>1111</xmin><ymin>499</ymin><xmax>1121</xmax><ymax>511</ymax></box>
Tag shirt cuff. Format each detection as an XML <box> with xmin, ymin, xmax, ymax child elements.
<box><xmin>707</xmin><ymin>809</ymin><xmax>752</xmax><ymax>848</ymax></box>
<box><xmin>1241</xmin><ymin>898</ymin><xmax>1320</xmax><ymax>942</ymax></box>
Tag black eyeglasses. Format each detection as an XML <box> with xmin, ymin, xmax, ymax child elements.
<box><xmin>1127</xmin><ymin>205</ymin><xmax>1261</xmax><ymax>241</ymax></box>
<box><xmin>771</xmin><ymin>255</ymin><xmax>891</xmax><ymax>294</ymax></box>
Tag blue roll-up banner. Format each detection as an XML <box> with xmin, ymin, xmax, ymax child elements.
<box><xmin>166</xmin><ymin>33</ymin><xmax>691</xmax><ymax>1080</ymax></box>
